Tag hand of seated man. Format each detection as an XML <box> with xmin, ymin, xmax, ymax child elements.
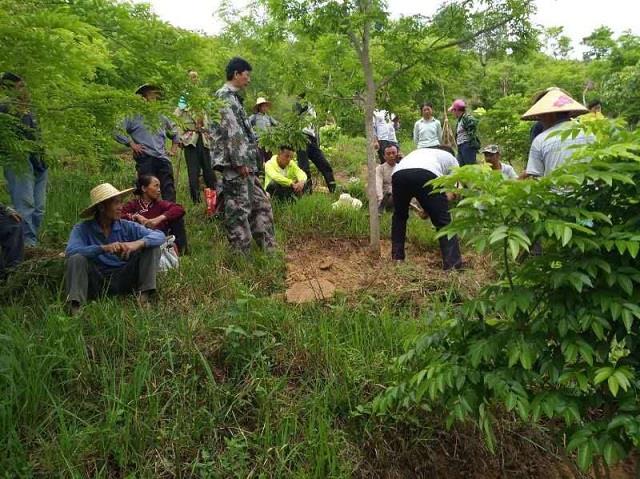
<box><xmin>102</xmin><ymin>242</ymin><xmax>124</xmax><ymax>255</ymax></box>
<box><xmin>118</xmin><ymin>240</ymin><xmax>145</xmax><ymax>260</ymax></box>
<box><xmin>292</xmin><ymin>181</ymin><xmax>304</xmax><ymax>195</ymax></box>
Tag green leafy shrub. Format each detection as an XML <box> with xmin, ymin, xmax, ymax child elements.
<box><xmin>318</xmin><ymin>123</ymin><xmax>342</xmax><ymax>147</ymax></box>
<box><xmin>370</xmin><ymin>119</ymin><xmax>640</xmax><ymax>472</ymax></box>
<box><xmin>325</xmin><ymin>135</ymin><xmax>367</xmax><ymax>177</ymax></box>
<box><xmin>477</xmin><ymin>94</ymin><xmax>532</xmax><ymax>169</ymax></box>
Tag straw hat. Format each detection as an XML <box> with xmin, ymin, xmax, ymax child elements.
<box><xmin>80</xmin><ymin>183</ymin><xmax>133</xmax><ymax>218</ymax></box>
<box><xmin>135</xmin><ymin>83</ymin><xmax>162</xmax><ymax>96</ymax></box>
<box><xmin>521</xmin><ymin>88</ymin><xmax>587</xmax><ymax>120</ymax></box>
<box><xmin>253</xmin><ymin>97</ymin><xmax>271</xmax><ymax>112</ymax></box>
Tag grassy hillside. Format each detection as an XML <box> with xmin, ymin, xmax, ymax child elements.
<box><xmin>2</xmin><ymin>151</ymin><xmax>568</xmax><ymax>478</ymax></box>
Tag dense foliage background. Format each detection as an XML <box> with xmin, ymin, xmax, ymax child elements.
<box><xmin>1</xmin><ymin>0</ymin><xmax>639</xmax><ymax>171</ymax></box>
<box><xmin>2</xmin><ymin>1</ymin><xmax>640</xmax><ymax>477</ymax></box>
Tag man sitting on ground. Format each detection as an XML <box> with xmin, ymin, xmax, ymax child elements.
<box><xmin>64</xmin><ymin>183</ymin><xmax>165</xmax><ymax>315</ymax></box>
<box><xmin>481</xmin><ymin>144</ymin><xmax>517</xmax><ymax>179</ymax></box>
<box><xmin>376</xmin><ymin>144</ymin><xmax>399</xmax><ymax>213</ymax></box>
<box><xmin>264</xmin><ymin>146</ymin><xmax>307</xmax><ymax>201</ymax></box>
<box><xmin>0</xmin><ymin>202</ymin><xmax>24</xmax><ymax>279</ymax></box>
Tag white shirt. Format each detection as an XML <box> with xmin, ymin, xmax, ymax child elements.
<box><xmin>392</xmin><ymin>148</ymin><xmax>459</xmax><ymax>177</ymax></box>
<box><xmin>303</xmin><ymin>105</ymin><xmax>317</xmax><ymax>137</ymax></box>
<box><xmin>373</xmin><ymin>113</ymin><xmax>397</xmax><ymax>142</ymax></box>
<box><xmin>413</xmin><ymin>117</ymin><xmax>443</xmax><ymax>148</ymax></box>
<box><xmin>375</xmin><ymin>162</ymin><xmax>395</xmax><ymax>202</ymax></box>
<box><xmin>500</xmin><ymin>163</ymin><xmax>518</xmax><ymax>179</ymax></box>
<box><xmin>526</xmin><ymin>121</ymin><xmax>592</xmax><ymax>177</ymax></box>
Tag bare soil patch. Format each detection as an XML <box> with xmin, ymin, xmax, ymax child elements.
<box><xmin>285</xmin><ymin>237</ymin><xmax>493</xmax><ymax>301</ymax></box>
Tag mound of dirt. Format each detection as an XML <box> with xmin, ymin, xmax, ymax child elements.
<box><xmin>285</xmin><ymin>237</ymin><xmax>493</xmax><ymax>301</ymax></box>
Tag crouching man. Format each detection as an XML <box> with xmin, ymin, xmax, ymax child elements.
<box><xmin>264</xmin><ymin>145</ymin><xmax>307</xmax><ymax>201</ymax></box>
<box><xmin>391</xmin><ymin>146</ymin><xmax>463</xmax><ymax>270</ymax></box>
<box><xmin>64</xmin><ymin>183</ymin><xmax>165</xmax><ymax>315</ymax></box>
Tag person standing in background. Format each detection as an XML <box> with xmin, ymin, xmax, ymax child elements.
<box><xmin>1</xmin><ymin>72</ymin><xmax>47</xmax><ymax>247</ymax></box>
<box><xmin>249</xmin><ymin>97</ymin><xmax>278</xmax><ymax>177</ymax></box>
<box><xmin>373</xmin><ymin>109</ymin><xmax>399</xmax><ymax>164</ymax></box>
<box><xmin>413</xmin><ymin>102</ymin><xmax>442</xmax><ymax>149</ymax></box>
<box><xmin>175</xmin><ymin>70</ymin><xmax>217</xmax><ymax>204</ymax></box>
<box><xmin>449</xmin><ymin>99</ymin><xmax>480</xmax><ymax>166</ymax></box>
<box><xmin>295</xmin><ymin>93</ymin><xmax>337</xmax><ymax>193</ymax></box>
<box><xmin>115</xmin><ymin>84</ymin><xmax>180</xmax><ymax>202</ymax></box>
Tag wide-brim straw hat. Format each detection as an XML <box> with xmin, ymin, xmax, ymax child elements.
<box><xmin>80</xmin><ymin>183</ymin><xmax>133</xmax><ymax>218</ymax></box>
<box><xmin>135</xmin><ymin>83</ymin><xmax>163</xmax><ymax>96</ymax></box>
<box><xmin>521</xmin><ymin>88</ymin><xmax>588</xmax><ymax>120</ymax></box>
<box><xmin>253</xmin><ymin>97</ymin><xmax>271</xmax><ymax>112</ymax></box>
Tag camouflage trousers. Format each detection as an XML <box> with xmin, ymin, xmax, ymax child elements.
<box><xmin>223</xmin><ymin>168</ymin><xmax>276</xmax><ymax>253</ymax></box>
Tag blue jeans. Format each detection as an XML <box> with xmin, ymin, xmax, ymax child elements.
<box><xmin>4</xmin><ymin>163</ymin><xmax>48</xmax><ymax>246</ymax></box>
<box><xmin>457</xmin><ymin>141</ymin><xmax>478</xmax><ymax>166</ymax></box>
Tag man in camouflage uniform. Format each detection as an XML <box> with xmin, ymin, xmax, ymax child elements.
<box><xmin>211</xmin><ymin>57</ymin><xmax>276</xmax><ymax>253</ymax></box>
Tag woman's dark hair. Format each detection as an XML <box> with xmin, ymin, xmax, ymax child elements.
<box><xmin>421</xmin><ymin>102</ymin><xmax>433</xmax><ymax>110</ymax></box>
<box><xmin>279</xmin><ymin>145</ymin><xmax>294</xmax><ymax>152</ymax></box>
<box><xmin>134</xmin><ymin>174</ymin><xmax>156</xmax><ymax>196</ymax></box>
<box><xmin>225</xmin><ymin>57</ymin><xmax>252</xmax><ymax>81</ymax></box>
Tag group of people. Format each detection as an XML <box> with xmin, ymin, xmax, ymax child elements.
<box><xmin>0</xmin><ymin>54</ymin><xmax>601</xmax><ymax>311</ymax></box>
<box><xmin>374</xmin><ymin>87</ymin><xmax>596</xmax><ymax>270</ymax></box>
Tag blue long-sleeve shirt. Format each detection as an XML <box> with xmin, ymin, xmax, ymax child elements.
<box><xmin>65</xmin><ymin>219</ymin><xmax>165</xmax><ymax>270</ymax></box>
<box><xmin>114</xmin><ymin>114</ymin><xmax>179</xmax><ymax>161</ymax></box>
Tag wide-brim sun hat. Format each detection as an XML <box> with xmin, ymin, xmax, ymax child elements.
<box><xmin>80</xmin><ymin>183</ymin><xmax>134</xmax><ymax>218</ymax></box>
<box><xmin>253</xmin><ymin>97</ymin><xmax>272</xmax><ymax>112</ymax></box>
<box><xmin>521</xmin><ymin>88</ymin><xmax>588</xmax><ymax>120</ymax></box>
<box><xmin>135</xmin><ymin>83</ymin><xmax>163</xmax><ymax>96</ymax></box>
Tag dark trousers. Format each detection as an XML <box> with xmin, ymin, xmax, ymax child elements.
<box><xmin>297</xmin><ymin>135</ymin><xmax>336</xmax><ymax>193</ymax></box>
<box><xmin>0</xmin><ymin>213</ymin><xmax>24</xmax><ymax>277</ymax></box>
<box><xmin>377</xmin><ymin>140</ymin><xmax>399</xmax><ymax>163</ymax></box>
<box><xmin>378</xmin><ymin>192</ymin><xmax>394</xmax><ymax>214</ymax></box>
<box><xmin>166</xmin><ymin>217</ymin><xmax>188</xmax><ymax>254</ymax></box>
<box><xmin>257</xmin><ymin>147</ymin><xmax>272</xmax><ymax>179</ymax></box>
<box><xmin>136</xmin><ymin>155</ymin><xmax>176</xmax><ymax>202</ymax></box>
<box><xmin>266</xmin><ymin>182</ymin><xmax>298</xmax><ymax>202</ymax></box>
<box><xmin>391</xmin><ymin>168</ymin><xmax>462</xmax><ymax>270</ymax></box>
<box><xmin>184</xmin><ymin>136</ymin><xmax>216</xmax><ymax>204</ymax></box>
<box><xmin>457</xmin><ymin>141</ymin><xmax>478</xmax><ymax>166</ymax></box>
<box><xmin>64</xmin><ymin>248</ymin><xmax>160</xmax><ymax>305</ymax></box>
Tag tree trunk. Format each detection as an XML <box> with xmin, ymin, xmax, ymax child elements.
<box><xmin>357</xmin><ymin>18</ymin><xmax>381</xmax><ymax>255</ymax></box>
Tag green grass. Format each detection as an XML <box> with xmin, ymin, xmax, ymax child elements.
<box><xmin>0</xmin><ymin>163</ymin><xmax>455</xmax><ymax>477</ymax></box>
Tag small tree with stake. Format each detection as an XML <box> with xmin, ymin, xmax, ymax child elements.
<box><xmin>264</xmin><ymin>0</ymin><xmax>534</xmax><ymax>255</ymax></box>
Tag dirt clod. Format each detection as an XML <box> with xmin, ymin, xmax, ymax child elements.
<box><xmin>318</xmin><ymin>258</ymin><xmax>334</xmax><ymax>270</ymax></box>
<box><xmin>286</xmin><ymin>278</ymin><xmax>336</xmax><ymax>303</ymax></box>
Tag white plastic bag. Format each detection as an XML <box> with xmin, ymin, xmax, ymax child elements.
<box><xmin>332</xmin><ymin>193</ymin><xmax>363</xmax><ymax>210</ymax></box>
<box><xmin>158</xmin><ymin>235</ymin><xmax>179</xmax><ymax>272</ymax></box>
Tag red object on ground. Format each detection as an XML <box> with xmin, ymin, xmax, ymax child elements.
<box><xmin>204</xmin><ymin>188</ymin><xmax>218</xmax><ymax>217</ymax></box>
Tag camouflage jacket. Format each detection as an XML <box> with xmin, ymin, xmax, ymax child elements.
<box><xmin>211</xmin><ymin>84</ymin><xmax>259</xmax><ymax>171</ymax></box>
